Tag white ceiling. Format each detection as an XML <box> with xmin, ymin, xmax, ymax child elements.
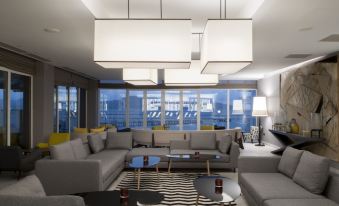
<box><xmin>0</xmin><ymin>0</ymin><xmax>339</xmax><ymax>80</ymax></box>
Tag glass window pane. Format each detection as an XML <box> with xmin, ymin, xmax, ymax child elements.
<box><xmin>230</xmin><ymin>89</ymin><xmax>257</xmax><ymax>132</ymax></box>
<box><xmin>69</xmin><ymin>87</ymin><xmax>78</xmax><ymax>132</ymax></box>
<box><xmin>183</xmin><ymin>90</ymin><xmax>198</xmax><ymax>130</ymax></box>
<box><xmin>11</xmin><ymin>73</ymin><xmax>31</xmax><ymax>149</ymax></box>
<box><xmin>0</xmin><ymin>71</ymin><xmax>7</xmax><ymax>146</ymax></box>
<box><xmin>200</xmin><ymin>89</ymin><xmax>227</xmax><ymax>128</ymax></box>
<box><xmin>58</xmin><ymin>86</ymin><xmax>69</xmax><ymax>132</ymax></box>
<box><xmin>165</xmin><ymin>90</ymin><xmax>180</xmax><ymax>130</ymax></box>
<box><xmin>146</xmin><ymin>90</ymin><xmax>161</xmax><ymax>128</ymax></box>
<box><xmin>99</xmin><ymin>89</ymin><xmax>126</xmax><ymax>128</ymax></box>
<box><xmin>129</xmin><ymin>90</ymin><xmax>144</xmax><ymax>128</ymax></box>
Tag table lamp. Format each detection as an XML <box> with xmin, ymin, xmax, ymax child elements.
<box><xmin>252</xmin><ymin>96</ymin><xmax>268</xmax><ymax>146</ymax></box>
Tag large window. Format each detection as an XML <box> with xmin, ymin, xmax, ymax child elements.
<box><xmin>183</xmin><ymin>90</ymin><xmax>198</xmax><ymax>130</ymax></box>
<box><xmin>98</xmin><ymin>88</ymin><xmax>256</xmax><ymax>131</ymax></box>
<box><xmin>129</xmin><ymin>90</ymin><xmax>144</xmax><ymax>128</ymax></box>
<box><xmin>200</xmin><ymin>89</ymin><xmax>227</xmax><ymax>128</ymax></box>
<box><xmin>54</xmin><ymin>86</ymin><xmax>83</xmax><ymax>133</ymax></box>
<box><xmin>146</xmin><ymin>90</ymin><xmax>161</xmax><ymax>128</ymax></box>
<box><xmin>99</xmin><ymin>89</ymin><xmax>126</xmax><ymax>129</ymax></box>
<box><xmin>165</xmin><ymin>90</ymin><xmax>180</xmax><ymax>130</ymax></box>
<box><xmin>0</xmin><ymin>68</ymin><xmax>32</xmax><ymax>149</ymax></box>
<box><xmin>230</xmin><ymin>89</ymin><xmax>257</xmax><ymax>132</ymax></box>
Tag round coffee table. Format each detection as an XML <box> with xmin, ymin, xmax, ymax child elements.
<box><xmin>166</xmin><ymin>154</ymin><xmax>221</xmax><ymax>175</ymax></box>
<box><xmin>129</xmin><ymin>156</ymin><xmax>160</xmax><ymax>190</ymax></box>
<box><xmin>193</xmin><ymin>176</ymin><xmax>241</xmax><ymax>206</ymax></box>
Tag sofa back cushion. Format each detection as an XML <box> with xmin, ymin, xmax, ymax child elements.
<box><xmin>70</xmin><ymin>138</ymin><xmax>88</xmax><ymax>159</ymax></box>
<box><xmin>293</xmin><ymin>151</ymin><xmax>330</xmax><ymax>194</ymax></box>
<box><xmin>190</xmin><ymin>132</ymin><xmax>216</xmax><ymax>150</ymax></box>
<box><xmin>153</xmin><ymin>131</ymin><xmax>186</xmax><ymax>147</ymax></box>
<box><xmin>132</xmin><ymin>129</ymin><xmax>153</xmax><ymax>146</ymax></box>
<box><xmin>278</xmin><ymin>147</ymin><xmax>304</xmax><ymax>178</ymax></box>
<box><xmin>87</xmin><ymin>133</ymin><xmax>105</xmax><ymax>153</ymax></box>
<box><xmin>325</xmin><ymin>163</ymin><xmax>339</xmax><ymax>204</ymax></box>
<box><xmin>0</xmin><ymin>175</ymin><xmax>46</xmax><ymax>197</ymax></box>
<box><xmin>218</xmin><ymin>135</ymin><xmax>232</xmax><ymax>154</ymax></box>
<box><xmin>106</xmin><ymin>132</ymin><xmax>132</xmax><ymax>150</ymax></box>
<box><xmin>50</xmin><ymin>141</ymin><xmax>76</xmax><ymax>160</ymax></box>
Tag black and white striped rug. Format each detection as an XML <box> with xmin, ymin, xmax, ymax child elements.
<box><xmin>114</xmin><ymin>171</ymin><xmax>237</xmax><ymax>206</ymax></box>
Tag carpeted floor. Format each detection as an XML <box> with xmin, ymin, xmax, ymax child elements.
<box><xmin>109</xmin><ymin>170</ymin><xmax>249</xmax><ymax>206</ymax></box>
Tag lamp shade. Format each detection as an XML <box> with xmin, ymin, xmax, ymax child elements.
<box><xmin>232</xmin><ymin>100</ymin><xmax>244</xmax><ymax>115</ymax></box>
<box><xmin>201</xmin><ymin>19</ymin><xmax>253</xmax><ymax>75</ymax></box>
<box><xmin>123</xmin><ymin>69</ymin><xmax>158</xmax><ymax>85</ymax></box>
<box><xmin>94</xmin><ymin>19</ymin><xmax>192</xmax><ymax>69</ymax></box>
<box><xmin>252</xmin><ymin>96</ymin><xmax>268</xmax><ymax>116</ymax></box>
<box><xmin>164</xmin><ymin>60</ymin><xmax>218</xmax><ymax>86</ymax></box>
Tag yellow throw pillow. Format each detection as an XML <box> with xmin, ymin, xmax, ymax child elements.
<box><xmin>200</xmin><ymin>125</ymin><xmax>215</xmax><ymax>130</ymax></box>
<box><xmin>90</xmin><ymin>127</ymin><xmax>105</xmax><ymax>133</ymax></box>
<box><xmin>74</xmin><ymin>128</ymin><xmax>88</xmax><ymax>134</ymax></box>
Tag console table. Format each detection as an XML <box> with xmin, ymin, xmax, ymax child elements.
<box><xmin>269</xmin><ymin>129</ymin><xmax>324</xmax><ymax>155</ymax></box>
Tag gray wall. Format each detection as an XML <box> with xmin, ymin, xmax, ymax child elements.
<box><xmin>0</xmin><ymin>48</ymin><xmax>99</xmax><ymax>147</ymax></box>
<box><xmin>257</xmin><ymin>74</ymin><xmax>284</xmax><ymax>147</ymax></box>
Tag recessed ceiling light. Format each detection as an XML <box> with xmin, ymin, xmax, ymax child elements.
<box><xmin>44</xmin><ymin>28</ymin><xmax>61</xmax><ymax>33</ymax></box>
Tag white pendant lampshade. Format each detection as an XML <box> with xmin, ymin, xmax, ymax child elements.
<box><xmin>252</xmin><ymin>96</ymin><xmax>268</xmax><ymax>116</ymax></box>
<box><xmin>123</xmin><ymin>69</ymin><xmax>158</xmax><ymax>86</ymax></box>
<box><xmin>232</xmin><ymin>100</ymin><xmax>244</xmax><ymax>115</ymax></box>
<box><xmin>94</xmin><ymin>19</ymin><xmax>192</xmax><ymax>69</ymax></box>
<box><xmin>164</xmin><ymin>60</ymin><xmax>219</xmax><ymax>86</ymax></box>
<box><xmin>201</xmin><ymin>19</ymin><xmax>253</xmax><ymax>75</ymax></box>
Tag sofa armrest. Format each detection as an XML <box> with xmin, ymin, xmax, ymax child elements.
<box><xmin>229</xmin><ymin>142</ymin><xmax>240</xmax><ymax>168</ymax></box>
<box><xmin>238</xmin><ymin>156</ymin><xmax>281</xmax><ymax>174</ymax></box>
<box><xmin>0</xmin><ymin>195</ymin><xmax>85</xmax><ymax>206</ymax></box>
<box><xmin>36</xmin><ymin>159</ymin><xmax>102</xmax><ymax>196</ymax></box>
<box><xmin>170</xmin><ymin>140</ymin><xmax>190</xmax><ymax>150</ymax></box>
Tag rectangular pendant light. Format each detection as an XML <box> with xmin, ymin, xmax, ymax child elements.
<box><xmin>201</xmin><ymin>19</ymin><xmax>253</xmax><ymax>75</ymax></box>
<box><xmin>164</xmin><ymin>60</ymin><xmax>218</xmax><ymax>86</ymax></box>
<box><xmin>123</xmin><ymin>68</ymin><xmax>158</xmax><ymax>85</ymax></box>
<box><xmin>94</xmin><ymin>19</ymin><xmax>192</xmax><ymax>69</ymax></box>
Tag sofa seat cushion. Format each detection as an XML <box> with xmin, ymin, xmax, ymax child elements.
<box><xmin>263</xmin><ymin>199</ymin><xmax>338</xmax><ymax>206</ymax></box>
<box><xmin>86</xmin><ymin>150</ymin><xmax>128</xmax><ymax>181</ymax></box>
<box><xmin>0</xmin><ymin>175</ymin><xmax>46</xmax><ymax>197</ymax></box>
<box><xmin>240</xmin><ymin>173</ymin><xmax>323</xmax><ymax>206</ymax></box>
<box><xmin>170</xmin><ymin>149</ymin><xmax>230</xmax><ymax>162</ymax></box>
<box><xmin>126</xmin><ymin>148</ymin><xmax>169</xmax><ymax>162</ymax></box>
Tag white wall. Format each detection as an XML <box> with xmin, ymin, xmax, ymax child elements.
<box><xmin>257</xmin><ymin>74</ymin><xmax>284</xmax><ymax>147</ymax></box>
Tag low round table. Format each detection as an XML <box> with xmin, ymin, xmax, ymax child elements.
<box><xmin>194</xmin><ymin>176</ymin><xmax>241</xmax><ymax>206</ymax></box>
<box><xmin>166</xmin><ymin>154</ymin><xmax>221</xmax><ymax>175</ymax></box>
<box><xmin>129</xmin><ymin>156</ymin><xmax>160</xmax><ymax>190</ymax></box>
<box><xmin>76</xmin><ymin>190</ymin><xmax>164</xmax><ymax>206</ymax></box>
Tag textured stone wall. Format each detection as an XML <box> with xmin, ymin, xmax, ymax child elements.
<box><xmin>280</xmin><ymin>62</ymin><xmax>338</xmax><ymax>160</ymax></box>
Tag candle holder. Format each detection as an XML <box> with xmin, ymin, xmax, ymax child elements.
<box><xmin>120</xmin><ymin>188</ymin><xmax>129</xmax><ymax>199</ymax></box>
<box><xmin>215</xmin><ymin>178</ymin><xmax>223</xmax><ymax>188</ymax></box>
<box><xmin>215</xmin><ymin>186</ymin><xmax>223</xmax><ymax>194</ymax></box>
<box><xmin>143</xmin><ymin>156</ymin><xmax>149</xmax><ymax>165</ymax></box>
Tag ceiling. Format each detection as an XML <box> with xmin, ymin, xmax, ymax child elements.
<box><xmin>0</xmin><ymin>0</ymin><xmax>339</xmax><ymax>81</ymax></box>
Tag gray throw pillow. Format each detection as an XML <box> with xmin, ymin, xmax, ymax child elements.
<box><xmin>50</xmin><ymin>142</ymin><xmax>76</xmax><ymax>160</ymax></box>
<box><xmin>70</xmin><ymin>138</ymin><xmax>88</xmax><ymax>159</ymax></box>
<box><xmin>190</xmin><ymin>132</ymin><xmax>216</xmax><ymax>150</ymax></box>
<box><xmin>278</xmin><ymin>147</ymin><xmax>304</xmax><ymax>178</ymax></box>
<box><xmin>293</xmin><ymin>151</ymin><xmax>330</xmax><ymax>194</ymax></box>
<box><xmin>88</xmin><ymin>133</ymin><xmax>105</xmax><ymax>153</ymax></box>
<box><xmin>106</xmin><ymin>132</ymin><xmax>132</xmax><ymax>150</ymax></box>
<box><xmin>218</xmin><ymin>135</ymin><xmax>232</xmax><ymax>154</ymax></box>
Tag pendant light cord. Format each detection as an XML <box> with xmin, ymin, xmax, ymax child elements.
<box><xmin>220</xmin><ymin>0</ymin><xmax>227</xmax><ymax>19</ymax></box>
<box><xmin>128</xmin><ymin>0</ymin><xmax>130</xmax><ymax>19</ymax></box>
<box><xmin>160</xmin><ymin>0</ymin><xmax>163</xmax><ymax>19</ymax></box>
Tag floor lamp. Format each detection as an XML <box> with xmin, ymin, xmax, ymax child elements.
<box><xmin>252</xmin><ymin>96</ymin><xmax>268</xmax><ymax>146</ymax></box>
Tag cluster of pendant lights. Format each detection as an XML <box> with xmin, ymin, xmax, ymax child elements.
<box><xmin>90</xmin><ymin>0</ymin><xmax>253</xmax><ymax>86</ymax></box>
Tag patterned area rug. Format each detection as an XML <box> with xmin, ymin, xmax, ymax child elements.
<box><xmin>113</xmin><ymin>171</ymin><xmax>239</xmax><ymax>206</ymax></box>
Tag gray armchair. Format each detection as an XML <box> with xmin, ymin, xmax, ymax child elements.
<box><xmin>0</xmin><ymin>146</ymin><xmax>42</xmax><ymax>179</ymax></box>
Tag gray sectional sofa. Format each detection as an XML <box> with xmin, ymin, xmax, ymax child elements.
<box><xmin>36</xmin><ymin>129</ymin><xmax>240</xmax><ymax>195</ymax></box>
<box><xmin>238</xmin><ymin>147</ymin><xmax>339</xmax><ymax>206</ymax></box>
<box><xmin>0</xmin><ymin>175</ymin><xmax>85</xmax><ymax>206</ymax></box>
